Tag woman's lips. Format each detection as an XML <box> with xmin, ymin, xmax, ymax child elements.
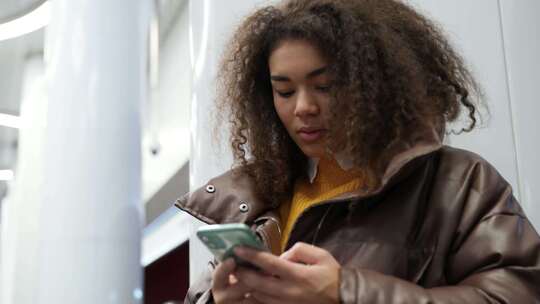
<box><xmin>297</xmin><ymin>129</ymin><xmax>326</xmax><ymax>142</ymax></box>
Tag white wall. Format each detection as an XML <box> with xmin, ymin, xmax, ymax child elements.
<box><xmin>409</xmin><ymin>0</ymin><xmax>520</xmax><ymax>192</ymax></box>
<box><xmin>497</xmin><ymin>0</ymin><xmax>540</xmax><ymax>230</ymax></box>
<box><xmin>408</xmin><ymin>0</ymin><xmax>539</xmax><ymax>230</ymax></box>
<box><xmin>189</xmin><ymin>0</ymin><xmax>278</xmax><ymax>284</ymax></box>
<box><xmin>142</xmin><ymin>0</ymin><xmax>191</xmax><ymax>203</ymax></box>
<box><xmin>141</xmin><ymin>1</ymin><xmax>193</xmax><ymax>267</ymax></box>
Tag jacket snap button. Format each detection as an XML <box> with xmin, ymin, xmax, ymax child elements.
<box><xmin>205</xmin><ymin>184</ymin><xmax>215</xmax><ymax>193</ymax></box>
<box><xmin>239</xmin><ymin>202</ymin><xmax>249</xmax><ymax>213</ymax></box>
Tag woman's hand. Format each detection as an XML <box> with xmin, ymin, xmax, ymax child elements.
<box><xmin>211</xmin><ymin>258</ymin><xmax>262</xmax><ymax>304</ymax></box>
<box><xmin>234</xmin><ymin>242</ymin><xmax>341</xmax><ymax>304</ymax></box>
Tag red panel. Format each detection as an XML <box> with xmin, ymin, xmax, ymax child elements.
<box><xmin>144</xmin><ymin>241</ymin><xmax>189</xmax><ymax>304</ymax></box>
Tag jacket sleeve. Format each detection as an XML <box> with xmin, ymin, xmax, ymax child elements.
<box><xmin>339</xmin><ymin>163</ymin><xmax>540</xmax><ymax>303</ymax></box>
<box><xmin>184</xmin><ymin>264</ymin><xmax>215</xmax><ymax>304</ymax></box>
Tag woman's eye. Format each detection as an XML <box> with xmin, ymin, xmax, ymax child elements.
<box><xmin>277</xmin><ymin>91</ymin><xmax>294</xmax><ymax>98</ymax></box>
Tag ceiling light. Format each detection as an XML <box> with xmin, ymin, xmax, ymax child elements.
<box><xmin>0</xmin><ymin>113</ymin><xmax>21</xmax><ymax>129</ymax></box>
<box><xmin>0</xmin><ymin>1</ymin><xmax>51</xmax><ymax>42</ymax></box>
<box><xmin>0</xmin><ymin>170</ymin><xmax>14</xmax><ymax>181</ymax></box>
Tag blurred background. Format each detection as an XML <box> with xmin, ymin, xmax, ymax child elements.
<box><xmin>0</xmin><ymin>0</ymin><xmax>538</xmax><ymax>303</ymax></box>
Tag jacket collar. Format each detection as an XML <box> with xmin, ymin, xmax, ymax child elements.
<box><xmin>174</xmin><ymin>167</ymin><xmax>267</xmax><ymax>225</ymax></box>
<box><xmin>175</xmin><ymin>126</ymin><xmax>442</xmax><ymax>232</ymax></box>
<box><xmin>361</xmin><ymin>126</ymin><xmax>443</xmax><ymax>198</ymax></box>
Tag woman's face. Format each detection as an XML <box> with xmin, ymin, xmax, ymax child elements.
<box><xmin>269</xmin><ymin>39</ymin><xmax>332</xmax><ymax>158</ymax></box>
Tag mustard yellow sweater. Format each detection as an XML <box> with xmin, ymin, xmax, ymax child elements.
<box><xmin>279</xmin><ymin>157</ymin><xmax>364</xmax><ymax>252</ymax></box>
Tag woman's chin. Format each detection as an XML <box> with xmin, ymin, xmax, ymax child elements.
<box><xmin>299</xmin><ymin>147</ymin><xmax>326</xmax><ymax>159</ymax></box>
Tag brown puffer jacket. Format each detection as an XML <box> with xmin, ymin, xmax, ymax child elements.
<box><xmin>175</xmin><ymin>138</ymin><xmax>540</xmax><ymax>303</ymax></box>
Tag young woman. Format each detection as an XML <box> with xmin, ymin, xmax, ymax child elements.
<box><xmin>176</xmin><ymin>0</ymin><xmax>540</xmax><ymax>303</ymax></box>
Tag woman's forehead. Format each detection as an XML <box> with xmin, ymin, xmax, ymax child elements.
<box><xmin>268</xmin><ymin>39</ymin><xmax>328</xmax><ymax>76</ymax></box>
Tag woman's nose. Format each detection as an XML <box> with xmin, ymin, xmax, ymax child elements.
<box><xmin>294</xmin><ymin>90</ymin><xmax>319</xmax><ymax>117</ymax></box>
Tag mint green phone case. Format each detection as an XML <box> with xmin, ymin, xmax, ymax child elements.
<box><xmin>196</xmin><ymin>223</ymin><xmax>265</xmax><ymax>264</ymax></box>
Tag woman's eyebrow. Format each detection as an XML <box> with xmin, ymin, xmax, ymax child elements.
<box><xmin>306</xmin><ymin>66</ymin><xmax>327</xmax><ymax>79</ymax></box>
<box><xmin>270</xmin><ymin>75</ymin><xmax>290</xmax><ymax>82</ymax></box>
<box><xmin>270</xmin><ymin>66</ymin><xmax>328</xmax><ymax>82</ymax></box>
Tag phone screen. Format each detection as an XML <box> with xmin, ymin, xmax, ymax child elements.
<box><xmin>197</xmin><ymin>223</ymin><xmax>266</xmax><ymax>268</ymax></box>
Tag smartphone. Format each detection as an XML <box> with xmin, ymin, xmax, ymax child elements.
<box><xmin>197</xmin><ymin>223</ymin><xmax>266</xmax><ymax>268</ymax></box>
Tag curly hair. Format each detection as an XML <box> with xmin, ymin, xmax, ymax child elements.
<box><xmin>216</xmin><ymin>0</ymin><xmax>483</xmax><ymax>207</ymax></box>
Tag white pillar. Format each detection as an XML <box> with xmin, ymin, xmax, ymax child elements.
<box><xmin>0</xmin><ymin>56</ymin><xmax>48</xmax><ymax>304</ymax></box>
<box><xmin>4</xmin><ymin>0</ymin><xmax>150</xmax><ymax>303</ymax></box>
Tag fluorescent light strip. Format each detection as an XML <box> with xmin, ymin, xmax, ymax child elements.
<box><xmin>0</xmin><ymin>1</ymin><xmax>51</xmax><ymax>42</ymax></box>
<box><xmin>0</xmin><ymin>113</ymin><xmax>21</xmax><ymax>129</ymax></box>
<box><xmin>0</xmin><ymin>170</ymin><xmax>14</xmax><ymax>181</ymax></box>
<box><xmin>142</xmin><ymin>207</ymin><xmax>190</xmax><ymax>266</ymax></box>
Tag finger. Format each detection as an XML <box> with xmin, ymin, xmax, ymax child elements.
<box><xmin>234</xmin><ymin>247</ymin><xmax>302</xmax><ymax>278</ymax></box>
<box><xmin>220</xmin><ymin>279</ymin><xmax>252</xmax><ymax>302</ymax></box>
<box><xmin>243</xmin><ymin>294</ymin><xmax>265</xmax><ymax>304</ymax></box>
<box><xmin>212</xmin><ymin>258</ymin><xmax>236</xmax><ymax>290</ymax></box>
<box><xmin>280</xmin><ymin>242</ymin><xmax>330</xmax><ymax>265</ymax></box>
<box><xmin>235</xmin><ymin>267</ymin><xmax>286</xmax><ymax>297</ymax></box>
